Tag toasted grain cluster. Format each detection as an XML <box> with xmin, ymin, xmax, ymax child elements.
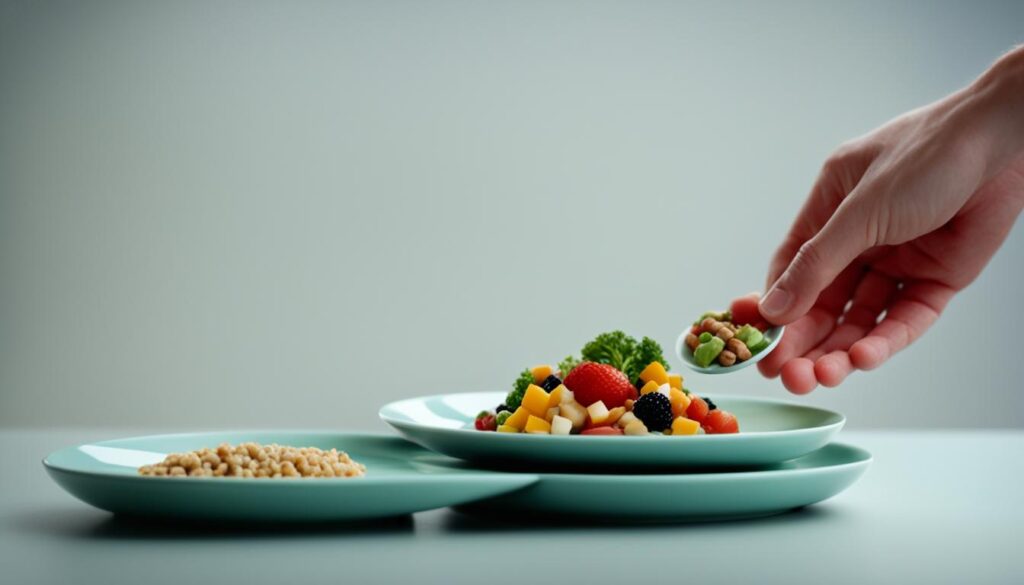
<box><xmin>138</xmin><ymin>443</ymin><xmax>366</xmax><ymax>479</ymax></box>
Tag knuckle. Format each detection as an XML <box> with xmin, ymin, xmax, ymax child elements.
<box><xmin>792</xmin><ymin>239</ymin><xmax>826</xmax><ymax>273</ymax></box>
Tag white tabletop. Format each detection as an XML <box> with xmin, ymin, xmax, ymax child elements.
<box><xmin>2</xmin><ymin>429</ymin><xmax>1021</xmax><ymax>585</ymax></box>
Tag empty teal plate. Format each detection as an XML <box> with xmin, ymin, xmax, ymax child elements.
<box><xmin>379</xmin><ymin>392</ymin><xmax>844</xmax><ymax>469</ymax></box>
<box><xmin>43</xmin><ymin>432</ymin><xmax>536</xmax><ymax>522</ymax></box>
<box><xmin>458</xmin><ymin>443</ymin><xmax>871</xmax><ymax>522</ymax></box>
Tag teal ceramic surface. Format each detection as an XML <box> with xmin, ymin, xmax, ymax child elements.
<box><xmin>458</xmin><ymin>443</ymin><xmax>871</xmax><ymax>522</ymax></box>
<box><xmin>43</xmin><ymin>432</ymin><xmax>536</xmax><ymax>522</ymax></box>
<box><xmin>677</xmin><ymin>325</ymin><xmax>785</xmax><ymax>374</ymax></box>
<box><xmin>379</xmin><ymin>392</ymin><xmax>844</xmax><ymax>469</ymax></box>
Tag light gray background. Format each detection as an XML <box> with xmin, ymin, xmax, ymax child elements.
<box><xmin>2</xmin><ymin>0</ymin><xmax>1022</xmax><ymax>430</ymax></box>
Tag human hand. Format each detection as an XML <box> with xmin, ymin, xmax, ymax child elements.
<box><xmin>756</xmin><ymin>47</ymin><xmax>1024</xmax><ymax>394</ymax></box>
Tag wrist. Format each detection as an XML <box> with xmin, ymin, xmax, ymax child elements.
<box><xmin>965</xmin><ymin>46</ymin><xmax>1024</xmax><ymax>178</ymax></box>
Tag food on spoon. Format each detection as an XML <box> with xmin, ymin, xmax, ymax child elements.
<box><xmin>138</xmin><ymin>443</ymin><xmax>366</xmax><ymax>478</ymax></box>
<box><xmin>475</xmin><ymin>331</ymin><xmax>740</xmax><ymax>436</ymax></box>
<box><xmin>687</xmin><ymin>306</ymin><xmax>773</xmax><ymax>368</ymax></box>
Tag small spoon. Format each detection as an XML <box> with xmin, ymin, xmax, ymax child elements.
<box><xmin>675</xmin><ymin>325</ymin><xmax>785</xmax><ymax>375</ymax></box>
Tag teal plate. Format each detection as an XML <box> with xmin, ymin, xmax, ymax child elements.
<box><xmin>43</xmin><ymin>432</ymin><xmax>537</xmax><ymax>522</ymax></box>
<box><xmin>379</xmin><ymin>392</ymin><xmax>844</xmax><ymax>469</ymax></box>
<box><xmin>457</xmin><ymin>443</ymin><xmax>871</xmax><ymax>523</ymax></box>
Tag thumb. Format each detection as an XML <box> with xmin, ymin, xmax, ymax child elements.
<box><xmin>759</xmin><ymin>201</ymin><xmax>870</xmax><ymax>324</ymax></box>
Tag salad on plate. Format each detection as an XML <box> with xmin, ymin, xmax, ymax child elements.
<box><xmin>474</xmin><ymin>332</ymin><xmax>739</xmax><ymax>437</ymax></box>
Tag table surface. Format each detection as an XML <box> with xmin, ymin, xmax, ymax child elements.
<box><xmin>2</xmin><ymin>428</ymin><xmax>1022</xmax><ymax>585</ymax></box>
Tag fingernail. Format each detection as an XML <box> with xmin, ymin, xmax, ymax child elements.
<box><xmin>760</xmin><ymin>286</ymin><xmax>792</xmax><ymax>317</ymax></box>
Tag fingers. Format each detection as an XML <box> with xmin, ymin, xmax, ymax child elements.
<box><xmin>757</xmin><ymin>264</ymin><xmax>864</xmax><ymax>379</ymax></box>
<box><xmin>813</xmin><ymin>352</ymin><xmax>855</xmax><ymax>387</ymax></box>
<box><xmin>760</xmin><ymin>198</ymin><xmax>873</xmax><ymax>325</ymax></box>
<box><xmin>807</xmin><ymin>266</ymin><xmax>889</xmax><ymax>361</ymax></box>
<box><xmin>803</xmin><ymin>271</ymin><xmax>899</xmax><ymax>387</ymax></box>
<box><xmin>780</xmin><ymin>358</ymin><xmax>818</xmax><ymax>394</ymax></box>
<box><xmin>849</xmin><ymin>281</ymin><xmax>956</xmax><ymax>370</ymax></box>
<box><xmin>729</xmin><ymin>293</ymin><xmax>763</xmax><ymax>326</ymax></box>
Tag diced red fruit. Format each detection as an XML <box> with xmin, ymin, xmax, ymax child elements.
<box><xmin>474</xmin><ymin>415</ymin><xmax>497</xmax><ymax>431</ymax></box>
<box><xmin>685</xmin><ymin>395</ymin><xmax>710</xmax><ymax>424</ymax></box>
<box><xmin>580</xmin><ymin>426</ymin><xmax>624</xmax><ymax>436</ymax></box>
<box><xmin>563</xmin><ymin>362</ymin><xmax>638</xmax><ymax>409</ymax></box>
<box><xmin>729</xmin><ymin>295</ymin><xmax>763</xmax><ymax>327</ymax></box>
<box><xmin>690</xmin><ymin>324</ymin><xmax>701</xmax><ymax>335</ymax></box>
<box><xmin>753</xmin><ymin>320</ymin><xmax>770</xmax><ymax>332</ymax></box>
<box><xmin>702</xmin><ymin>410</ymin><xmax>739</xmax><ymax>434</ymax></box>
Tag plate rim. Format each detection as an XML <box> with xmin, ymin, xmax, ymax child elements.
<box><xmin>42</xmin><ymin>430</ymin><xmax>538</xmax><ymax>486</ymax></box>
<box><xmin>379</xmin><ymin>391</ymin><xmax>845</xmax><ymax>440</ymax></box>
<box><xmin>517</xmin><ymin>442</ymin><xmax>872</xmax><ymax>482</ymax></box>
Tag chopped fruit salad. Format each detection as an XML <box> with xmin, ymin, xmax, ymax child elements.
<box><xmin>684</xmin><ymin>299</ymin><xmax>773</xmax><ymax>368</ymax></box>
<box><xmin>474</xmin><ymin>331</ymin><xmax>739</xmax><ymax>436</ymax></box>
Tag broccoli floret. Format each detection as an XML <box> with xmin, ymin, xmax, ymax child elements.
<box><xmin>581</xmin><ymin>331</ymin><xmax>638</xmax><ymax>376</ymax></box>
<box><xmin>558</xmin><ymin>355</ymin><xmax>581</xmax><ymax>378</ymax></box>
<box><xmin>505</xmin><ymin>368</ymin><xmax>533</xmax><ymax>410</ymax></box>
<box><xmin>579</xmin><ymin>331</ymin><xmax>669</xmax><ymax>382</ymax></box>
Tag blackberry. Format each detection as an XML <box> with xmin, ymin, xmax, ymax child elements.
<box><xmin>540</xmin><ymin>374</ymin><xmax>563</xmax><ymax>392</ymax></box>
<box><xmin>496</xmin><ymin>404</ymin><xmax>510</xmax><ymax>413</ymax></box>
<box><xmin>632</xmin><ymin>393</ymin><xmax>674</xmax><ymax>432</ymax></box>
<box><xmin>703</xmin><ymin>397</ymin><xmax>717</xmax><ymax>411</ymax></box>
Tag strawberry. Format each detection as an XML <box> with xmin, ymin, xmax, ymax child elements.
<box><xmin>563</xmin><ymin>362</ymin><xmax>637</xmax><ymax>408</ymax></box>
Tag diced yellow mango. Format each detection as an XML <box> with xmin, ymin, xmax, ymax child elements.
<box><xmin>525</xmin><ymin>415</ymin><xmax>551</xmax><ymax>434</ymax></box>
<box><xmin>671</xmin><ymin>416</ymin><xmax>700</xmax><ymax>436</ymax></box>
<box><xmin>522</xmin><ymin>384</ymin><xmax>551</xmax><ymax>417</ymax></box>
<box><xmin>547</xmin><ymin>384</ymin><xmax>567</xmax><ymax>408</ymax></box>
<box><xmin>605</xmin><ymin>406</ymin><xmax>626</xmax><ymax>426</ymax></box>
<box><xmin>505</xmin><ymin>406</ymin><xmax>530</xmax><ymax>430</ymax></box>
<box><xmin>640</xmin><ymin>380</ymin><xmax>661</xmax><ymax>395</ymax></box>
<box><xmin>530</xmin><ymin>365</ymin><xmax>554</xmax><ymax>384</ymax></box>
<box><xmin>668</xmin><ymin>373</ymin><xmax>683</xmax><ymax>390</ymax></box>
<box><xmin>638</xmin><ymin>362</ymin><xmax>669</xmax><ymax>386</ymax></box>
<box><xmin>497</xmin><ymin>424</ymin><xmax>519</xmax><ymax>433</ymax></box>
<box><xmin>670</xmin><ymin>388</ymin><xmax>692</xmax><ymax>418</ymax></box>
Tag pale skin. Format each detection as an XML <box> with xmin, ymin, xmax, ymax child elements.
<box><xmin>749</xmin><ymin>46</ymin><xmax>1024</xmax><ymax>394</ymax></box>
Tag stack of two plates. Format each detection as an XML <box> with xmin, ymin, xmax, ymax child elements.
<box><xmin>45</xmin><ymin>392</ymin><xmax>869</xmax><ymax>523</ymax></box>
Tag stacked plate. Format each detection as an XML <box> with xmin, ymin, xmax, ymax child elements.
<box><xmin>44</xmin><ymin>392</ymin><xmax>869</xmax><ymax>524</ymax></box>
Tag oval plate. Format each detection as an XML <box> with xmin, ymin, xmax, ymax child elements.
<box><xmin>379</xmin><ymin>392</ymin><xmax>844</xmax><ymax>469</ymax></box>
<box><xmin>457</xmin><ymin>443</ymin><xmax>871</xmax><ymax>523</ymax></box>
<box><xmin>43</xmin><ymin>432</ymin><xmax>537</xmax><ymax>522</ymax></box>
<box><xmin>677</xmin><ymin>325</ymin><xmax>785</xmax><ymax>374</ymax></box>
